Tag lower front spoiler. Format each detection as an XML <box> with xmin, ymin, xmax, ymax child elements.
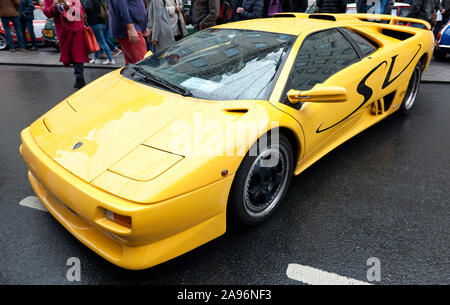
<box><xmin>28</xmin><ymin>171</ymin><xmax>228</xmax><ymax>270</ymax></box>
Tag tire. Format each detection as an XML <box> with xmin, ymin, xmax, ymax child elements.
<box><xmin>227</xmin><ymin>133</ymin><xmax>294</xmax><ymax>226</ymax></box>
<box><xmin>399</xmin><ymin>61</ymin><xmax>422</xmax><ymax>115</ymax></box>
<box><xmin>0</xmin><ymin>34</ymin><xmax>8</xmax><ymax>50</ymax></box>
<box><xmin>433</xmin><ymin>48</ymin><xmax>447</xmax><ymax>60</ymax></box>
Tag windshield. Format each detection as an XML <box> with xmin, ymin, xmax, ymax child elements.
<box><xmin>122</xmin><ymin>29</ymin><xmax>295</xmax><ymax>100</ymax></box>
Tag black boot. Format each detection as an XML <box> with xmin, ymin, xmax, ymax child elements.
<box><xmin>73</xmin><ymin>63</ymin><xmax>86</xmax><ymax>89</ymax></box>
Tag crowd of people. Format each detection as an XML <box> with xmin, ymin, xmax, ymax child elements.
<box><xmin>1</xmin><ymin>0</ymin><xmax>449</xmax><ymax>89</ymax></box>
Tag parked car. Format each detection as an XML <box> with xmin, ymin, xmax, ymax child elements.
<box><xmin>0</xmin><ymin>4</ymin><xmax>47</xmax><ymax>50</ymax></box>
<box><xmin>434</xmin><ymin>21</ymin><xmax>450</xmax><ymax>60</ymax></box>
<box><xmin>42</xmin><ymin>18</ymin><xmax>58</xmax><ymax>49</ymax></box>
<box><xmin>20</xmin><ymin>13</ymin><xmax>434</xmax><ymax>269</ymax></box>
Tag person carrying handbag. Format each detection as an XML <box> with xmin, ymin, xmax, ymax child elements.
<box><xmin>165</xmin><ymin>0</ymin><xmax>187</xmax><ymax>41</ymax></box>
<box><xmin>43</xmin><ymin>0</ymin><xmax>89</xmax><ymax>89</ymax></box>
<box><xmin>82</xmin><ymin>0</ymin><xmax>115</xmax><ymax>64</ymax></box>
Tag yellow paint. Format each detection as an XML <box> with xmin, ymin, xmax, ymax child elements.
<box><xmin>20</xmin><ymin>14</ymin><xmax>434</xmax><ymax>269</ymax></box>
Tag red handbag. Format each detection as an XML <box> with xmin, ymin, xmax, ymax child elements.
<box><xmin>82</xmin><ymin>16</ymin><xmax>100</xmax><ymax>53</ymax></box>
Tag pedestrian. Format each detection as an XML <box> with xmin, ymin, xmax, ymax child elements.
<box><xmin>442</xmin><ymin>0</ymin><xmax>450</xmax><ymax>24</ymax></box>
<box><xmin>165</xmin><ymin>0</ymin><xmax>188</xmax><ymax>41</ymax></box>
<box><xmin>407</xmin><ymin>0</ymin><xmax>435</xmax><ymax>25</ymax></box>
<box><xmin>82</xmin><ymin>0</ymin><xmax>115</xmax><ymax>64</ymax></box>
<box><xmin>103</xmin><ymin>25</ymin><xmax>121</xmax><ymax>57</ymax></box>
<box><xmin>316</xmin><ymin>0</ymin><xmax>347</xmax><ymax>13</ymax></box>
<box><xmin>189</xmin><ymin>0</ymin><xmax>219</xmax><ymax>31</ymax></box>
<box><xmin>19</xmin><ymin>0</ymin><xmax>38</xmax><ymax>50</ymax></box>
<box><xmin>356</xmin><ymin>0</ymin><xmax>367</xmax><ymax>13</ymax></box>
<box><xmin>234</xmin><ymin>0</ymin><xmax>264</xmax><ymax>20</ymax></box>
<box><xmin>0</xmin><ymin>0</ymin><xmax>27</xmax><ymax>52</ymax></box>
<box><xmin>293</xmin><ymin>0</ymin><xmax>308</xmax><ymax>12</ymax></box>
<box><xmin>108</xmin><ymin>0</ymin><xmax>148</xmax><ymax>64</ymax></box>
<box><xmin>266</xmin><ymin>0</ymin><xmax>294</xmax><ymax>17</ymax></box>
<box><xmin>43</xmin><ymin>0</ymin><xmax>89</xmax><ymax>89</ymax></box>
<box><xmin>147</xmin><ymin>0</ymin><xmax>175</xmax><ymax>52</ymax></box>
<box><xmin>434</xmin><ymin>0</ymin><xmax>443</xmax><ymax>36</ymax></box>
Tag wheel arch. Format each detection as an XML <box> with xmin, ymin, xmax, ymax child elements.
<box><xmin>418</xmin><ymin>52</ymin><xmax>429</xmax><ymax>73</ymax></box>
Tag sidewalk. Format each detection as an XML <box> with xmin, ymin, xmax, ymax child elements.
<box><xmin>0</xmin><ymin>47</ymin><xmax>123</xmax><ymax>69</ymax></box>
<box><xmin>0</xmin><ymin>47</ymin><xmax>449</xmax><ymax>82</ymax></box>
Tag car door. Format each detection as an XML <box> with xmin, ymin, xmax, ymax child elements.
<box><xmin>275</xmin><ymin>27</ymin><xmax>382</xmax><ymax>162</ymax></box>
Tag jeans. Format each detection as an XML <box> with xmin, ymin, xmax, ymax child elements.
<box><xmin>1</xmin><ymin>16</ymin><xmax>26</xmax><ymax>49</ymax></box>
<box><xmin>103</xmin><ymin>25</ymin><xmax>117</xmax><ymax>52</ymax></box>
<box><xmin>91</xmin><ymin>23</ymin><xmax>112</xmax><ymax>60</ymax></box>
<box><xmin>20</xmin><ymin>18</ymin><xmax>37</xmax><ymax>48</ymax></box>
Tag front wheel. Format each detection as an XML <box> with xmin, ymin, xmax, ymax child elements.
<box><xmin>399</xmin><ymin>61</ymin><xmax>422</xmax><ymax>115</ymax></box>
<box><xmin>228</xmin><ymin>134</ymin><xmax>294</xmax><ymax>226</ymax></box>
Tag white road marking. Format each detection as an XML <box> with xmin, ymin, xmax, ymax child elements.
<box><xmin>19</xmin><ymin>196</ymin><xmax>48</xmax><ymax>212</ymax></box>
<box><xmin>286</xmin><ymin>263</ymin><xmax>372</xmax><ymax>285</ymax></box>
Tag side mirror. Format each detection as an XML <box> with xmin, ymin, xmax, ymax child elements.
<box><xmin>144</xmin><ymin>51</ymin><xmax>153</xmax><ymax>58</ymax></box>
<box><xmin>287</xmin><ymin>86</ymin><xmax>347</xmax><ymax>104</ymax></box>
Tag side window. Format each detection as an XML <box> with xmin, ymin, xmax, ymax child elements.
<box><xmin>340</xmin><ymin>28</ymin><xmax>377</xmax><ymax>57</ymax></box>
<box><xmin>282</xmin><ymin>29</ymin><xmax>359</xmax><ymax>104</ymax></box>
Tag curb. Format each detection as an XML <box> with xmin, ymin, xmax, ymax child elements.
<box><xmin>0</xmin><ymin>62</ymin><xmax>119</xmax><ymax>70</ymax></box>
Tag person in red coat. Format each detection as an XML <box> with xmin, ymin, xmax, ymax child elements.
<box><xmin>43</xmin><ymin>0</ymin><xmax>89</xmax><ymax>89</ymax></box>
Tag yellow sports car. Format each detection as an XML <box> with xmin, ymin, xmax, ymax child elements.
<box><xmin>20</xmin><ymin>13</ymin><xmax>434</xmax><ymax>270</ymax></box>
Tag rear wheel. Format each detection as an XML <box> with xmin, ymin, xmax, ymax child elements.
<box><xmin>228</xmin><ymin>134</ymin><xmax>294</xmax><ymax>226</ymax></box>
<box><xmin>399</xmin><ymin>61</ymin><xmax>422</xmax><ymax>115</ymax></box>
<box><xmin>0</xmin><ymin>34</ymin><xmax>7</xmax><ymax>50</ymax></box>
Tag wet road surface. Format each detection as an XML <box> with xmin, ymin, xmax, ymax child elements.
<box><xmin>0</xmin><ymin>65</ymin><xmax>448</xmax><ymax>284</ymax></box>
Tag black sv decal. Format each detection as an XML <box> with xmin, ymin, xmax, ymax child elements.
<box><xmin>316</xmin><ymin>44</ymin><xmax>422</xmax><ymax>134</ymax></box>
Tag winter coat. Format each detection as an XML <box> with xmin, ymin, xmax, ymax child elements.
<box><xmin>82</xmin><ymin>0</ymin><xmax>104</xmax><ymax>26</ymax></box>
<box><xmin>191</xmin><ymin>0</ymin><xmax>220</xmax><ymax>30</ymax></box>
<box><xmin>166</xmin><ymin>0</ymin><xmax>188</xmax><ymax>37</ymax></box>
<box><xmin>147</xmin><ymin>0</ymin><xmax>175</xmax><ymax>52</ymax></box>
<box><xmin>236</xmin><ymin>0</ymin><xmax>264</xmax><ymax>20</ymax></box>
<box><xmin>442</xmin><ymin>0</ymin><xmax>450</xmax><ymax>19</ymax></box>
<box><xmin>316</xmin><ymin>0</ymin><xmax>347</xmax><ymax>13</ymax></box>
<box><xmin>19</xmin><ymin>0</ymin><xmax>35</xmax><ymax>20</ymax></box>
<box><xmin>43</xmin><ymin>0</ymin><xmax>89</xmax><ymax>66</ymax></box>
<box><xmin>407</xmin><ymin>0</ymin><xmax>435</xmax><ymax>22</ymax></box>
<box><xmin>0</xmin><ymin>0</ymin><xmax>20</xmax><ymax>17</ymax></box>
<box><xmin>293</xmin><ymin>0</ymin><xmax>308</xmax><ymax>12</ymax></box>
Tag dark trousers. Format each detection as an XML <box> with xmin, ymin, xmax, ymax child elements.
<box><xmin>73</xmin><ymin>63</ymin><xmax>85</xmax><ymax>89</ymax></box>
<box><xmin>20</xmin><ymin>18</ymin><xmax>38</xmax><ymax>48</ymax></box>
<box><xmin>0</xmin><ymin>16</ymin><xmax>26</xmax><ymax>49</ymax></box>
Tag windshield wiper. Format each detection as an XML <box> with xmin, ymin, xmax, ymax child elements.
<box><xmin>128</xmin><ymin>64</ymin><xmax>192</xmax><ymax>97</ymax></box>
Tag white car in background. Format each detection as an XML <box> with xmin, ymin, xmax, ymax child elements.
<box><xmin>346</xmin><ymin>2</ymin><xmax>412</xmax><ymax>17</ymax></box>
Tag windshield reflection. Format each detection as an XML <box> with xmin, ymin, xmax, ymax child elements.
<box><xmin>123</xmin><ymin>29</ymin><xmax>295</xmax><ymax>101</ymax></box>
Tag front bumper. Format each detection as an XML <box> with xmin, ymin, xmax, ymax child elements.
<box><xmin>20</xmin><ymin>127</ymin><xmax>232</xmax><ymax>270</ymax></box>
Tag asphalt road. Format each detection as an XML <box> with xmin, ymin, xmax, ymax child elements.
<box><xmin>0</xmin><ymin>65</ymin><xmax>448</xmax><ymax>285</ymax></box>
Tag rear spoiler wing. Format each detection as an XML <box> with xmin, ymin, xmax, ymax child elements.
<box><xmin>350</xmin><ymin>14</ymin><xmax>431</xmax><ymax>30</ymax></box>
<box><xmin>273</xmin><ymin>13</ymin><xmax>431</xmax><ymax>30</ymax></box>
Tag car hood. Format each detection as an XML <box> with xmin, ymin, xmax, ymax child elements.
<box><xmin>30</xmin><ymin>71</ymin><xmax>198</xmax><ymax>183</ymax></box>
<box><xmin>29</xmin><ymin>70</ymin><xmax>251</xmax><ymax>185</ymax></box>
